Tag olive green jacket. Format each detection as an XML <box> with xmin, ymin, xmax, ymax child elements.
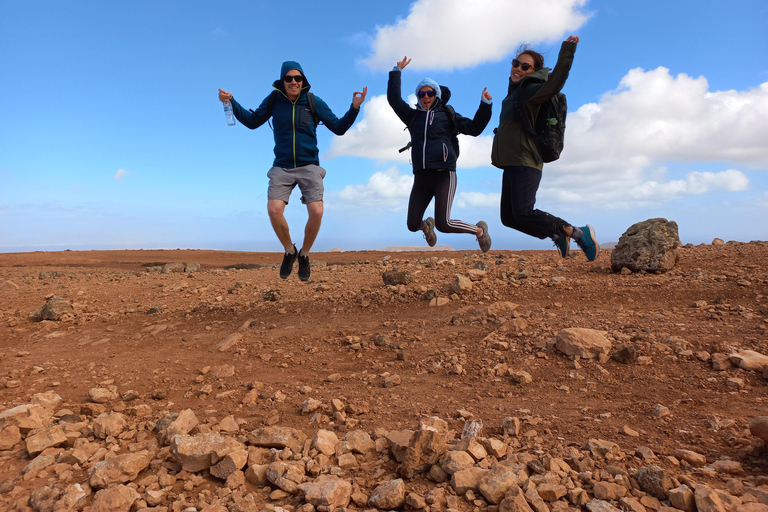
<box><xmin>491</xmin><ymin>41</ymin><xmax>576</xmax><ymax>170</ymax></box>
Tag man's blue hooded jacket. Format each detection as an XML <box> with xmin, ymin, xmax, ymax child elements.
<box><xmin>230</xmin><ymin>61</ymin><xmax>360</xmax><ymax>169</ymax></box>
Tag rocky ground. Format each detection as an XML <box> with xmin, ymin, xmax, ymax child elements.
<box><xmin>0</xmin><ymin>242</ymin><xmax>766</xmax><ymax>512</ymax></box>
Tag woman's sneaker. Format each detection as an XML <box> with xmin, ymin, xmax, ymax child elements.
<box><xmin>424</xmin><ymin>217</ymin><xmax>437</xmax><ymax>247</ymax></box>
<box><xmin>575</xmin><ymin>225</ymin><xmax>599</xmax><ymax>261</ymax></box>
<box><xmin>477</xmin><ymin>221</ymin><xmax>492</xmax><ymax>253</ymax></box>
<box><xmin>280</xmin><ymin>244</ymin><xmax>298</xmax><ymax>279</ymax></box>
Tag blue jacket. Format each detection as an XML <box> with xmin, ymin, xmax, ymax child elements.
<box><xmin>387</xmin><ymin>69</ymin><xmax>491</xmax><ymax>173</ymax></box>
<box><xmin>230</xmin><ymin>61</ymin><xmax>360</xmax><ymax>169</ymax></box>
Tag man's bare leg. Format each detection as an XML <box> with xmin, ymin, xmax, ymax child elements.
<box><xmin>267</xmin><ymin>199</ymin><xmax>294</xmax><ymax>252</ymax></box>
<box><xmin>300</xmin><ymin>200</ymin><xmax>324</xmax><ymax>255</ymax></box>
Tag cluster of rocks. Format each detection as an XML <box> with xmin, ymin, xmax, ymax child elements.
<box><xmin>145</xmin><ymin>263</ymin><xmax>201</xmax><ymax>275</ymax></box>
<box><xmin>2</xmin><ymin>388</ymin><xmax>768</xmax><ymax>512</ymax></box>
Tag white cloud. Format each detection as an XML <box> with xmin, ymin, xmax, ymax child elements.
<box><xmin>560</xmin><ymin>69</ymin><xmax>768</xmax><ymax>169</ymax></box>
<box><xmin>363</xmin><ymin>0</ymin><xmax>589</xmax><ymax>71</ymax></box>
<box><xmin>114</xmin><ymin>169</ymin><xmax>129</xmax><ymax>180</ymax></box>
<box><xmin>329</xmin><ymin>167</ymin><xmax>413</xmax><ymax>210</ymax></box>
<box><xmin>454</xmin><ymin>191</ymin><xmax>501</xmax><ymax>209</ymax></box>
<box><xmin>540</xmin><ymin>69</ymin><xmax>768</xmax><ymax>207</ymax></box>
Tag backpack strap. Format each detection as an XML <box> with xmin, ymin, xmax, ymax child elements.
<box><xmin>306</xmin><ymin>92</ymin><xmax>321</xmax><ymax>125</ymax></box>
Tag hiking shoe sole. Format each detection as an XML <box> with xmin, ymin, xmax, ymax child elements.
<box><xmin>477</xmin><ymin>221</ymin><xmax>492</xmax><ymax>253</ymax></box>
<box><xmin>279</xmin><ymin>245</ymin><xmax>298</xmax><ymax>279</ymax></box>
<box><xmin>298</xmin><ymin>252</ymin><xmax>311</xmax><ymax>281</ymax></box>
<box><xmin>424</xmin><ymin>217</ymin><xmax>437</xmax><ymax>247</ymax></box>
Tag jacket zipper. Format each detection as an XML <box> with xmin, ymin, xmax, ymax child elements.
<box><xmin>421</xmin><ymin>111</ymin><xmax>433</xmax><ymax>169</ymax></box>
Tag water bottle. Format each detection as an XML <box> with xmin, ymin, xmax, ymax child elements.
<box><xmin>223</xmin><ymin>100</ymin><xmax>235</xmax><ymax>126</ymax></box>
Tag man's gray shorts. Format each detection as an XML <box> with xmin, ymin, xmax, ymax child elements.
<box><xmin>267</xmin><ymin>164</ymin><xmax>326</xmax><ymax>204</ymax></box>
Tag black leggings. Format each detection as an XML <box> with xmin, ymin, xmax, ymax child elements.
<box><xmin>407</xmin><ymin>170</ymin><xmax>477</xmax><ymax>235</ymax></box>
<box><xmin>500</xmin><ymin>166</ymin><xmax>570</xmax><ymax>240</ymax></box>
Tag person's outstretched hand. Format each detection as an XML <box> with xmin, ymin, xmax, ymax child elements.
<box><xmin>566</xmin><ymin>35</ymin><xmax>579</xmax><ymax>43</ymax></box>
<box><xmin>218</xmin><ymin>88</ymin><xmax>233</xmax><ymax>103</ymax></box>
<box><xmin>396</xmin><ymin>56</ymin><xmax>411</xmax><ymax>70</ymax></box>
<box><xmin>352</xmin><ymin>86</ymin><xmax>368</xmax><ymax>109</ymax></box>
<box><xmin>481</xmin><ymin>87</ymin><xmax>492</xmax><ymax>102</ymax></box>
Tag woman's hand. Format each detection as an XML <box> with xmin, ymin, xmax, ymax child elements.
<box><xmin>481</xmin><ymin>87</ymin><xmax>492</xmax><ymax>101</ymax></box>
<box><xmin>218</xmin><ymin>88</ymin><xmax>232</xmax><ymax>103</ymax></box>
<box><xmin>566</xmin><ymin>35</ymin><xmax>579</xmax><ymax>43</ymax></box>
<box><xmin>396</xmin><ymin>56</ymin><xmax>411</xmax><ymax>70</ymax></box>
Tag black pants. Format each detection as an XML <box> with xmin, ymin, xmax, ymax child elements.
<box><xmin>407</xmin><ymin>170</ymin><xmax>477</xmax><ymax>235</ymax></box>
<box><xmin>500</xmin><ymin>165</ymin><xmax>569</xmax><ymax>240</ymax></box>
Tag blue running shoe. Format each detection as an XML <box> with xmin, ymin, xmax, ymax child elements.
<box><xmin>575</xmin><ymin>225</ymin><xmax>599</xmax><ymax>261</ymax></box>
<box><xmin>554</xmin><ymin>235</ymin><xmax>570</xmax><ymax>258</ymax></box>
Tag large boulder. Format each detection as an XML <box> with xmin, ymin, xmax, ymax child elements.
<box><xmin>610</xmin><ymin>218</ymin><xmax>680</xmax><ymax>273</ymax></box>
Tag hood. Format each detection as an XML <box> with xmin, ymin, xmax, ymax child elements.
<box><xmin>272</xmin><ymin>60</ymin><xmax>311</xmax><ymax>93</ymax></box>
<box><xmin>511</xmin><ymin>66</ymin><xmax>551</xmax><ymax>88</ymax></box>
<box><xmin>414</xmin><ymin>78</ymin><xmax>452</xmax><ymax>110</ymax></box>
<box><xmin>415</xmin><ymin>78</ymin><xmax>441</xmax><ymax>100</ymax></box>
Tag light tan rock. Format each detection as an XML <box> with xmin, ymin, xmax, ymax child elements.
<box><xmin>695</xmin><ymin>484</ymin><xmax>728</xmax><ymax>512</ymax></box>
<box><xmin>25</xmin><ymin>425</ymin><xmax>67</xmax><ymax>455</ymax></box>
<box><xmin>92</xmin><ymin>412</ymin><xmax>127</xmax><ymax>439</ymax></box>
<box><xmin>164</xmin><ymin>408</ymin><xmax>199</xmax><ymax>440</ymax></box>
<box><xmin>170</xmin><ymin>433</ymin><xmax>245</xmax><ymax>472</ymax></box>
<box><xmin>210</xmin><ymin>449</ymin><xmax>248</xmax><ymax>480</ymax></box>
<box><xmin>369</xmin><ymin>478</ymin><xmax>406</xmax><ymax>509</ymax></box>
<box><xmin>452</xmin><ymin>466</ymin><xmax>490</xmax><ymax>494</ymax></box>
<box><xmin>89</xmin><ymin>451</ymin><xmax>152</xmax><ymax>489</ymax></box>
<box><xmin>247</xmin><ymin>426</ymin><xmax>307</xmax><ymax>451</ymax></box>
<box><xmin>312</xmin><ymin>429</ymin><xmax>339</xmax><ymax>456</ymax></box>
<box><xmin>298</xmin><ymin>477</ymin><xmax>352</xmax><ymax>509</ymax></box>
<box><xmin>669</xmin><ymin>485</ymin><xmax>696</xmax><ymax>512</ymax></box>
<box><xmin>500</xmin><ymin>486</ymin><xmax>535</xmax><ymax>512</ymax></box>
<box><xmin>673</xmin><ymin>449</ymin><xmax>706</xmax><ymax>466</ymax></box>
<box><xmin>267</xmin><ymin>460</ymin><xmax>306</xmax><ymax>493</ymax></box>
<box><xmin>556</xmin><ymin>328</ymin><xmax>612</xmax><ymax>359</ymax></box>
<box><xmin>441</xmin><ymin>450</ymin><xmax>475</xmax><ymax>475</ymax></box>
<box><xmin>89</xmin><ymin>485</ymin><xmax>140</xmax><ymax>512</ymax></box>
<box><xmin>478</xmin><ymin>465</ymin><xmax>520</xmax><ymax>504</ymax></box>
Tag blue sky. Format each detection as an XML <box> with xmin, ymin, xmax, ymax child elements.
<box><xmin>1</xmin><ymin>0</ymin><xmax>767</xmax><ymax>253</ymax></box>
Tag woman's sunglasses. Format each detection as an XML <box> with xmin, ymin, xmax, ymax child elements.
<box><xmin>512</xmin><ymin>59</ymin><xmax>534</xmax><ymax>72</ymax></box>
<box><xmin>283</xmin><ymin>75</ymin><xmax>304</xmax><ymax>83</ymax></box>
<box><xmin>417</xmin><ymin>90</ymin><xmax>436</xmax><ymax>98</ymax></box>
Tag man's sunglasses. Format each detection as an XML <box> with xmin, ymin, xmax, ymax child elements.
<box><xmin>417</xmin><ymin>90</ymin><xmax>436</xmax><ymax>98</ymax></box>
<box><xmin>283</xmin><ymin>75</ymin><xmax>304</xmax><ymax>83</ymax></box>
<box><xmin>512</xmin><ymin>59</ymin><xmax>534</xmax><ymax>71</ymax></box>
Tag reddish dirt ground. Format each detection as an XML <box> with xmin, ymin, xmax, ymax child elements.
<box><xmin>0</xmin><ymin>243</ymin><xmax>767</xmax><ymax>503</ymax></box>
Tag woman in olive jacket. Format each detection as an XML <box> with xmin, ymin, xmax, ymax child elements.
<box><xmin>388</xmin><ymin>56</ymin><xmax>494</xmax><ymax>252</ymax></box>
<box><xmin>491</xmin><ymin>35</ymin><xmax>599</xmax><ymax>261</ymax></box>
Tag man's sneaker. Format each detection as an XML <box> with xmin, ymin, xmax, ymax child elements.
<box><xmin>424</xmin><ymin>217</ymin><xmax>437</xmax><ymax>247</ymax></box>
<box><xmin>554</xmin><ymin>235</ymin><xmax>570</xmax><ymax>258</ymax></box>
<box><xmin>477</xmin><ymin>221</ymin><xmax>492</xmax><ymax>253</ymax></box>
<box><xmin>575</xmin><ymin>225</ymin><xmax>599</xmax><ymax>261</ymax></box>
<box><xmin>298</xmin><ymin>251</ymin><xmax>311</xmax><ymax>281</ymax></box>
<box><xmin>279</xmin><ymin>244</ymin><xmax>298</xmax><ymax>279</ymax></box>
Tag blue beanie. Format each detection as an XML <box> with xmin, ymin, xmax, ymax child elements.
<box><xmin>415</xmin><ymin>78</ymin><xmax>441</xmax><ymax>100</ymax></box>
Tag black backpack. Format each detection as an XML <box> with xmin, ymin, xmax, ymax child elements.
<box><xmin>398</xmin><ymin>104</ymin><xmax>459</xmax><ymax>158</ymax></box>
<box><xmin>521</xmin><ymin>92</ymin><xmax>567</xmax><ymax>163</ymax></box>
<box><xmin>252</xmin><ymin>90</ymin><xmax>321</xmax><ymax>127</ymax></box>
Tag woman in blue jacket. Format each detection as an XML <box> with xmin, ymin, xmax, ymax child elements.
<box><xmin>388</xmin><ymin>57</ymin><xmax>493</xmax><ymax>252</ymax></box>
